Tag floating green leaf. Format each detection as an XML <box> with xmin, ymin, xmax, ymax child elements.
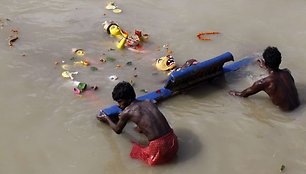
<box><xmin>77</xmin><ymin>82</ymin><xmax>87</xmax><ymax>91</ymax></box>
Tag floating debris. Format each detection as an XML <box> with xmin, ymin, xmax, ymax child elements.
<box><xmin>280</xmin><ymin>164</ymin><xmax>286</xmax><ymax>172</ymax></box>
<box><xmin>91</xmin><ymin>85</ymin><xmax>98</xmax><ymax>90</ymax></box>
<box><xmin>90</xmin><ymin>66</ymin><xmax>98</xmax><ymax>71</ymax></box>
<box><xmin>8</xmin><ymin>36</ymin><xmax>18</xmax><ymax>47</ymax></box>
<box><xmin>140</xmin><ymin>89</ymin><xmax>148</xmax><ymax>93</ymax></box>
<box><xmin>78</xmin><ymin>82</ymin><xmax>87</xmax><ymax>91</ymax></box>
<box><xmin>61</xmin><ymin>71</ymin><xmax>78</xmax><ymax>80</ymax></box>
<box><xmin>105</xmin><ymin>2</ymin><xmax>117</xmax><ymax>10</ymax></box>
<box><xmin>74</xmin><ymin>60</ymin><xmax>89</xmax><ymax>66</ymax></box>
<box><xmin>126</xmin><ymin>61</ymin><xmax>132</xmax><ymax>66</ymax></box>
<box><xmin>11</xmin><ymin>29</ymin><xmax>18</xmax><ymax>33</ymax></box>
<box><xmin>142</xmin><ymin>33</ymin><xmax>149</xmax><ymax>41</ymax></box>
<box><xmin>161</xmin><ymin>44</ymin><xmax>173</xmax><ymax>54</ymax></box>
<box><xmin>73</xmin><ymin>82</ymin><xmax>88</xmax><ymax>94</ymax></box>
<box><xmin>0</xmin><ymin>18</ymin><xmax>11</xmax><ymax>28</ymax></box>
<box><xmin>129</xmin><ymin>80</ymin><xmax>135</xmax><ymax>86</ymax></box>
<box><xmin>83</xmin><ymin>60</ymin><xmax>90</xmax><ymax>65</ymax></box>
<box><xmin>197</xmin><ymin>31</ymin><xmax>220</xmax><ymax>41</ymax></box>
<box><xmin>61</xmin><ymin>64</ymin><xmax>71</xmax><ymax>70</ymax></box>
<box><xmin>166</xmin><ymin>49</ymin><xmax>173</xmax><ymax>54</ymax></box>
<box><xmin>112</xmin><ymin>8</ymin><xmax>122</xmax><ymax>14</ymax></box>
<box><xmin>72</xmin><ymin>48</ymin><xmax>85</xmax><ymax>56</ymax></box>
<box><xmin>108</xmin><ymin>75</ymin><xmax>118</xmax><ymax>81</ymax></box>
<box><xmin>100</xmin><ymin>58</ymin><xmax>107</xmax><ymax>63</ymax></box>
<box><xmin>106</xmin><ymin>56</ymin><xmax>116</xmax><ymax>62</ymax></box>
<box><xmin>162</xmin><ymin>44</ymin><xmax>169</xmax><ymax>49</ymax></box>
<box><xmin>105</xmin><ymin>2</ymin><xmax>122</xmax><ymax>14</ymax></box>
<box><xmin>102</xmin><ymin>20</ymin><xmax>149</xmax><ymax>51</ymax></box>
<box><xmin>73</xmin><ymin>88</ymin><xmax>81</xmax><ymax>94</ymax></box>
<box><xmin>70</xmin><ymin>57</ymin><xmax>77</xmax><ymax>61</ymax></box>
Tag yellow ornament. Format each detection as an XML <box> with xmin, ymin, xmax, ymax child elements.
<box><xmin>61</xmin><ymin>71</ymin><xmax>78</xmax><ymax>80</ymax></box>
<box><xmin>72</xmin><ymin>48</ymin><xmax>85</xmax><ymax>57</ymax></box>
<box><xmin>74</xmin><ymin>60</ymin><xmax>89</xmax><ymax>66</ymax></box>
<box><xmin>61</xmin><ymin>64</ymin><xmax>71</xmax><ymax>70</ymax></box>
<box><xmin>112</xmin><ymin>8</ymin><xmax>122</xmax><ymax>14</ymax></box>
<box><xmin>155</xmin><ymin>55</ymin><xmax>176</xmax><ymax>71</ymax></box>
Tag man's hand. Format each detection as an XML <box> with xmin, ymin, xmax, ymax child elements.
<box><xmin>96</xmin><ymin>113</ymin><xmax>109</xmax><ymax>124</ymax></box>
<box><xmin>228</xmin><ymin>90</ymin><xmax>241</xmax><ymax>96</ymax></box>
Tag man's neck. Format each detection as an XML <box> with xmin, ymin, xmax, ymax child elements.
<box><xmin>268</xmin><ymin>68</ymin><xmax>280</xmax><ymax>74</ymax></box>
<box><xmin>129</xmin><ymin>99</ymin><xmax>137</xmax><ymax>105</ymax></box>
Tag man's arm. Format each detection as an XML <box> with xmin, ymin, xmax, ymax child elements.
<box><xmin>100</xmin><ymin>112</ymin><xmax>129</xmax><ymax>134</ymax></box>
<box><xmin>229</xmin><ymin>79</ymin><xmax>266</xmax><ymax>97</ymax></box>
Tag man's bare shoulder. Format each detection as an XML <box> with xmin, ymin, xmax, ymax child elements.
<box><xmin>124</xmin><ymin>100</ymin><xmax>145</xmax><ymax>112</ymax></box>
<box><xmin>142</xmin><ymin>100</ymin><xmax>157</xmax><ymax>107</ymax></box>
<box><xmin>281</xmin><ymin>68</ymin><xmax>291</xmax><ymax>74</ymax></box>
<box><xmin>123</xmin><ymin>100</ymin><xmax>156</xmax><ymax>113</ymax></box>
<box><xmin>252</xmin><ymin>75</ymin><xmax>275</xmax><ymax>90</ymax></box>
<box><xmin>255</xmin><ymin>76</ymin><xmax>270</xmax><ymax>85</ymax></box>
<box><xmin>143</xmin><ymin>99</ymin><xmax>155</xmax><ymax>104</ymax></box>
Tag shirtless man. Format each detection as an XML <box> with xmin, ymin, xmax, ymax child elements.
<box><xmin>97</xmin><ymin>81</ymin><xmax>178</xmax><ymax>165</ymax></box>
<box><xmin>229</xmin><ymin>46</ymin><xmax>300</xmax><ymax>111</ymax></box>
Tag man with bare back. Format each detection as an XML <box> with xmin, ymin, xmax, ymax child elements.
<box><xmin>229</xmin><ymin>46</ymin><xmax>300</xmax><ymax>111</ymax></box>
<box><xmin>97</xmin><ymin>81</ymin><xmax>178</xmax><ymax>165</ymax></box>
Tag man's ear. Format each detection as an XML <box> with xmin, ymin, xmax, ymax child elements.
<box><xmin>257</xmin><ymin>58</ymin><xmax>266</xmax><ymax>69</ymax></box>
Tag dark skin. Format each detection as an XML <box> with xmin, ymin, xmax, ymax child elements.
<box><xmin>229</xmin><ymin>59</ymin><xmax>300</xmax><ymax>111</ymax></box>
<box><xmin>98</xmin><ymin>99</ymin><xmax>172</xmax><ymax>141</ymax></box>
<box><xmin>180</xmin><ymin>59</ymin><xmax>198</xmax><ymax>69</ymax></box>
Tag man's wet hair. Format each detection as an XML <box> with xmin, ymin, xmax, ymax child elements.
<box><xmin>263</xmin><ymin>46</ymin><xmax>282</xmax><ymax>70</ymax></box>
<box><xmin>112</xmin><ymin>81</ymin><xmax>136</xmax><ymax>102</ymax></box>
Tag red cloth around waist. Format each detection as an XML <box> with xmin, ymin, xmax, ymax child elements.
<box><xmin>130</xmin><ymin>130</ymin><xmax>178</xmax><ymax>166</ymax></box>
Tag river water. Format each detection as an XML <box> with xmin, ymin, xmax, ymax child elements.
<box><xmin>1</xmin><ymin>0</ymin><xmax>306</xmax><ymax>173</ymax></box>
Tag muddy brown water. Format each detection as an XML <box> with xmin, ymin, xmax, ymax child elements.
<box><xmin>1</xmin><ymin>0</ymin><xmax>306</xmax><ymax>173</ymax></box>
